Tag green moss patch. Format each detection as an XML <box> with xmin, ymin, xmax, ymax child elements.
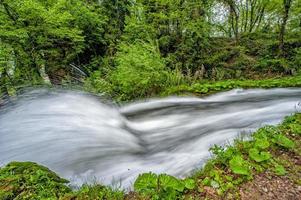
<box><xmin>0</xmin><ymin>162</ymin><xmax>70</xmax><ymax>200</ymax></box>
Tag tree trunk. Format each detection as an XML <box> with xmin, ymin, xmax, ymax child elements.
<box><xmin>229</xmin><ymin>4</ymin><xmax>239</xmax><ymax>43</ymax></box>
<box><xmin>279</xmin><ymin>0</ymin><xmax>293</xmax><ymax>55</ymax></box>
<box><xmin>0</xmin><ymin>71</ymin><xmax>10</xmax><ymax>106</ymax></box>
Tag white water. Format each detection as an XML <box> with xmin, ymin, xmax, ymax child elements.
<box><xmin>0</xmin><ymin>88</ymin><xmax>300</xmax><ymax>189</ymax></box>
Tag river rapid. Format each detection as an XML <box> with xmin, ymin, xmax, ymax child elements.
<box><xmin>0</xmin><ymin>88</ymin><xmax>300</xmax><ymax>189</ymax></box>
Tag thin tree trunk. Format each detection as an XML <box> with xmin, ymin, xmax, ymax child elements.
<box><xmin>0</xmin><ymin>70</ymin><xmax>11</xmax><ymax>106</ymax></box>
<box><xmin>279</xmin><ymin>0</ymin><xmax>293</xmax><ymax>55</ymax></box>
<box><xmin>255</xmin><ymin>7</ymin><xmax>265</xmax><ymax>31</ymax></box>
<box><xmin>229</xmin><ymin>3</ymin><xmax>239</xmax><ymax>43</ymax></box>
<box><xmin>244</xmin><ymin>0</ymin><xmax>249</xmax><ymax>32</ymax></box>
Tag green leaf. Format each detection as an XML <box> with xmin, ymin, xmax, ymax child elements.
<box><xmin>158</xmin><ymin>174</ymin><xmax>184</xmax><ymax>192</ymax></box>
<box><xmin>134</xmin><ymin>172</ymin><xmax>158</xmax><ymax>193</ymax></box>
<box><xmin>272</xmin><ymin>134</ymin><xmax>295</xmax><ymax>149</ymax></box>
<box><xmin>229</xmin><ymin>155</ymin><xmax>250</xmax><ymax>176</ymax></box>
<box><xmin>289</xmin><ymin>124</ymin><xmax>301</xmax><ymax>135</ymax></box>
<box><xmin>254</xmin><ymin>138</ymin><xmax>270</xmax><ymax>149</ymax></box>
<box><xmin>249</xmin><ymin>148</ymin><xmax>271</xmax><ymax>162</ymax></box>
<box><xmin>202</xmin><ymin>177</ymin><xmax>210</xmax><ymax>186</ymax></box>
<box><xmin>274</xmin><ymin>164</ymin><xmax>287</xmax><ymax>176</ymax></box>
<box><xmin>183</xmin><ymin>179</ymin><xmax>195</xmax><ymax>190</ymax></box>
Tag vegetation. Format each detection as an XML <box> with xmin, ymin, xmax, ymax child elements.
<box><xmin>0</xmin><ymin>0</ymin><xmax>301</xmax><ymax>199</ymax></box>
<box><xmin>162</xmin><ymin>74</ymin><xmax>301</xmax><ymax>96</ymax></box>
<box><xmin>1</xmin><ymin>113</ymin><xmax>300</xmax><ymax>199</ymax></box>
<box><xmin>0</xmin><ymin>0</ymin><xmax>301</xmax><ymax>100</ymax></box>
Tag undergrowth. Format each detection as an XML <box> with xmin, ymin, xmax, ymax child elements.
<box><xmin>161</xmin><ymin>74</ymin><xmax>301</xmax><ymax>97</ymax></box>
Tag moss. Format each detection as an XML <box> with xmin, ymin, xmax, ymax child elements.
<box><xmin>0</xmin><ymin>162</ymin><xmax>71</xmax><ymax>200</ymax></box>
<box><xmin>0</xmin><ymin>162</ymin><xmax>125</xmax><ymax>200</ymax></box>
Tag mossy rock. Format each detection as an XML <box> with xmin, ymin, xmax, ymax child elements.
<box><xmin>0</xmin><ymin>162</ymin><xmax>71</xmax><ymax>200</ymax></box>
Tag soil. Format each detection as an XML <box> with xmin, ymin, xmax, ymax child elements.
<box><xmin>239</xmin><ymin>172</ymin><xmax>301</xmax><ymax>200</ymax></box>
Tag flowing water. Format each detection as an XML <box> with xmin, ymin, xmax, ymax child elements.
<box><xmin>0</xmin><ymin>88</ymin><xmax>301</xmax><ymax>189</ymax></box>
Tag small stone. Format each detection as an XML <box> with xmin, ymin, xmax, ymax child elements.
<box><xmin>262</xmin><ymin>187</ymin><xmax>268</xmax><ymax>192</ymax></box>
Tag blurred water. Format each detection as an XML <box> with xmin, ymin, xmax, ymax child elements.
<box><xmin>0</xmin><ymin>88</ymin><xmax>300</xmax><ymax>189</ymax></box>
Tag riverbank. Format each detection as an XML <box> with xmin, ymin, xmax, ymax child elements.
<box><xmin>0</xmin><ymin>114</ymin><xmax>300</xmax><ymax>199</ymax></box>
<box><xmin>161</xmin><ymin>74</ymin><xmax>301</xmax><ymax>97</ymax></box>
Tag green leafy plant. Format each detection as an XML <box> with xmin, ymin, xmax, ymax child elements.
<box><xmin>134</xmin><ymin>173</ymin><xmax>195</xmax><ymax>199</ymax></box>
<box><xmin>288</xmin><ymin>124</ymin><xmax>301</xmax><ymax>135</ymax></box>
<box><xmin>254</xmin><ymin>137</ymin><xmax>270</xmax><ymax>149</ymax></box>
<box><xmin>272</xmin><ymin>134</ymin><xmax>295</xmax><ymax>149</ymax></box>
<box><xmin>273</xmin><ymin>164</ymin><xmax>287</xmax><ymax>176</ymax></box>
<box><xmin>210</xmin><ymin>145</ymin><xmax>239</xmax><ymax>166</ymax></box>
<box><xmin>248</xmin><ymin>148</ymin><xmax>271</xmax><ymax>162</ymax></box>
<box><xmin>134</xmin><ymin>172</ymin><xmax>158</xmax><ymax>196</ymax></box>
<box><xmin>229</xmin><ymin>155</ymin><xmax>251</xmax><ymax>176</ymax></box>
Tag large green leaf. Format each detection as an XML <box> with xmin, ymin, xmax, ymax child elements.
<box><xmin>272</xmin><ymin>134</ymin><xmax>295</xmax><ymax>149</ymax></box>
<box><xmin>158</xmin><ymin>174</ymin><xmax>184</xmax><ymax>192</ymax></box>
<box><xmin>254</xmin><ymin>138</ymin><xmax>270</xmax><ymax>149</ymax></box>
<box><xmin>249</xmin><ymin>148</ymin><xmax>271</xmax><ymax>162</ymax></box>
<box><xmin>134</xmin><ymin>172</ymin><xmax>158</xmax><ymax>194</ymax></box>
<box><xmin>229</xmin><ymin>155</ymin><xmax>250</xmax><ymax>176</ymax></box>
<box><xmin>183</xmin><ymin>179</ymin><xmax>196</xmax><ymax>190</ymax></box>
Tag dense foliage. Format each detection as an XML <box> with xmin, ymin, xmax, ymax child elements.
<box><xmin>1</xmin><ymin>1</ymin><xmax>300</xmax><ymax>199</ymax></box>
<box><xmin>1</xmin><ymin>114</ymin><xmax>300</xmax><ymax>199</ymax></box>
<box><xmin>0</xmin><ymin>0</ymin><xmax>300</xmax><ymax>100</ymax></box>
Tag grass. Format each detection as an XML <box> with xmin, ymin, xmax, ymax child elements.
<box><xmin>0</xmin><ymin>114</ymin><xmax>300</xmax><ymax>199</ymax></box>
<box><xmin>161</xmin><ymin>74</ymin><xmax>301</xmax><ymax>97</ymax></box>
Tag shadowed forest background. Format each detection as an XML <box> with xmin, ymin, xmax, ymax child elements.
<box><xmin>0</xmin><ymin>0</ymin><xmax>301</xmax><ymax>100</ymax></box>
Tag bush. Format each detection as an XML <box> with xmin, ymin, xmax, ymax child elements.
<box><xmin>255</xmin><ymin>58</ymin><xmax>291</xmax><ymax>73</ymax></box>
<box><xmin>111</xmin><ymin>41</ymin><xmax>167</xmax><ymax>100</ymax></box>
<box><xmin>84</xmin><ymin>70</ymin><xmax>113</xmax><ymax>95</ymax></box>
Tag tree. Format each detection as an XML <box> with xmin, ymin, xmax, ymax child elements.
<box><xmin>0</xmin><ymin>0</ymin><xmax>110</xmax><ymax>85</ymax></box>
<box><xmin>279</xmin><ymin>0</ymin><xmax>294</xmax><ymax>55</ymax></box>
<box><xmin>220</xmin><ymin>0</ymin><xmax>240</xmax><ymax>42</ymax></box>
<box><xmin>111</xmin><ymin>41</ymin><xmax>167</xmax><ymax>100</ymax></box>
<box><xmin>110</xmin><ymin>3</ymin><xmax>167</xmax><ymax>100</ymax></box>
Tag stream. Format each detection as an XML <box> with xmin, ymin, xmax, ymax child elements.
<box><xmin>0</xmin><ymin>88</ymin><xmax>300</xmax><ymax>189</ymax></box>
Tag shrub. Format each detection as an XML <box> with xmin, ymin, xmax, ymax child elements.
<box><xmin>84</xmin><ymin>71</ymin><xmax>113</xmax><ymax>95</ymax></box>
<box><xmin>255</xmin><ymin>58</ymin><xmax>290</xmax><ymax>73</ymax></box>
<box><xmin>111</xmin><ymin>41</ymin><xmax>167</xmax><ymax>100</ymax></box>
